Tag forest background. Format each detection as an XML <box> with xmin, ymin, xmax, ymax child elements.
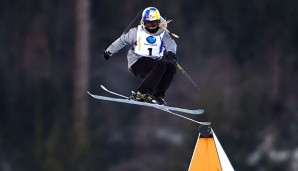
<box><xmin>0</xmin><ymin>0</ymin><xmax>297</xmax><ymax>171</ymax></box>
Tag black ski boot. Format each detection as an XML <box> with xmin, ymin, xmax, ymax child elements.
<box><xmin>130</xmin><ymin>91</ymin><xmax>157</xmax><ymax>104</ymax></box>
<box><xmin>153</xmin><ymin>96</ymin><xmax>166</xmax><ymax>105</ymax></box>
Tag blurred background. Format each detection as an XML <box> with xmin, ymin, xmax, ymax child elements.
<box><xmin>1</xmin><ymin>0</ymin><xmax>298</xmax><ymax>171</ymax></box>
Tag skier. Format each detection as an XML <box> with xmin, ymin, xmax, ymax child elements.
<box><xmin>103</xmin><ymin>7</ymin><xmax>178</xmax><ymax>105</ymax></box>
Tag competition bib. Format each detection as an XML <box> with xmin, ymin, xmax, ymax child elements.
<box><xmin>134</xmin><ymin>25</ymin><xmax>165</xmax><ymax>58</ymax></box>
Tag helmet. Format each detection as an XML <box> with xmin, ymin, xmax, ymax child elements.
<box><xmin>141</xmin><ymin>7</ymin><xmax>161</xmax><ymax>31</ymax></box>
<box><xmin>142</xmin><ymin>7</ymin><xmax>161</xmax><ymax>22</ymax></box>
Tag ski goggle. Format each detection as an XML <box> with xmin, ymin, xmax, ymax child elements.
<box><xmin>144</xmin><ymin>20</ymin><xmax>159</xmax><ymax>28</ymax></box>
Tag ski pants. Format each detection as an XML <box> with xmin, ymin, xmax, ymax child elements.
<box><xmin>130</xmin><ymin>57</ymin><xmax>176</xmax><ymax>98</ymax></box>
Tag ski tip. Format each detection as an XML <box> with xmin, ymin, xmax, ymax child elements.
<box><xmin>195</xmin><ymin>109</ymin><xmax>205</xmax><ymax>115</ymax></box>
<box><xmin>200</xmin><ymin>122</ymin><xmax>211</xmax><ymax>126</ymax></box>
<box><xmin>100</xmin><ymin>85</ymin><xmax>107</xmax><ymax>90</ymax></box>
<box><xmin>87</xmin><ymin>91</ymin><xmax>92</xmax><ymax>96</ymax></box>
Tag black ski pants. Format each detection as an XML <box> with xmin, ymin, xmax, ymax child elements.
<box><xmin>130</xmin><ymin>57</ymin><xmax>176</xmax><ymax>98</ymax></box>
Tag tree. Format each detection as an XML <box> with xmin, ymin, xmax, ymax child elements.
<box><xmin>73</xmin><ymin>0</ymin><xmax>90</xmax><ymax>169</ymax></box>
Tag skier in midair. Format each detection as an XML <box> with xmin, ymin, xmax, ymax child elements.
<box><xmin>103</xmin><ymin>7</ymin><xmax>178</xmax><ymax>105</ymax></box>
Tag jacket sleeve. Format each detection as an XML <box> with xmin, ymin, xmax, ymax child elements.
<box><xmin>106</xmin><ymin>28</ymin><xmax>137</xmax><ymax>55</ymax></box>
<box><xmin>162</xmin><ymin>32</ymin><xmax>177</xmax><ymax>54</ymax></box>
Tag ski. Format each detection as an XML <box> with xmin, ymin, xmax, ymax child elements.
<box><xmin>96</xmin><ymin>85</ymin><xmax>210</xmax><ymax>125</ymax></box>
<box><xmin>88</xmin><ymin>91</ymin><xmax>204</xmax><ymax>115</ymax></box>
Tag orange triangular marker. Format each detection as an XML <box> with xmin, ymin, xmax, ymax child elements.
<box><xmin>188</xmin><ymin>125</ymin><xmax>234</xmax><ymax>171</ymax></box>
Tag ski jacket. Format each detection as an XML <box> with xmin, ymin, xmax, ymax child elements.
<box><xmin>106</xmin><ymin>17</ymin><xmax>177</xmax><ymax>69</ymax></box>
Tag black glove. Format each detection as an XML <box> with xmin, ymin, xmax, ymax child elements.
<box><xmin>103</xmin><ymin>49</ymin><xmax>112</xmax><ymax>60</ymax></box>
<box><xmin>166</xmin><ymin>51</ymin><xmax>177</xmax><ymax>61</ymax></box>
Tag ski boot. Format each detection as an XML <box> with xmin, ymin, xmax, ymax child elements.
<box><xmin>153</xmin><ymin>96</ymin><xmax>166</xmax><ymax>105</ymax></box>
<box><xmin>129</xmin><ymin>91</ymin><xmax>157</xmax><ymax>104</ymax></box>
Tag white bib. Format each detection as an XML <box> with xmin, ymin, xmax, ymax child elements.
<box><xmin>134</xmin><ymin>25</ymin><xmax>165</xmax><ymax>58</ymax></box>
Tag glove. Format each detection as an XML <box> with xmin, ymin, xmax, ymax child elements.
<box><xmin>166</xmin><ymin>51</ymin><xmax>177</xmax><ymax>61</ymax></box>
<box><xmin>103</xmin><ymin>49</ymin><xmax>112</xmax><ymax>60</ymax></box>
